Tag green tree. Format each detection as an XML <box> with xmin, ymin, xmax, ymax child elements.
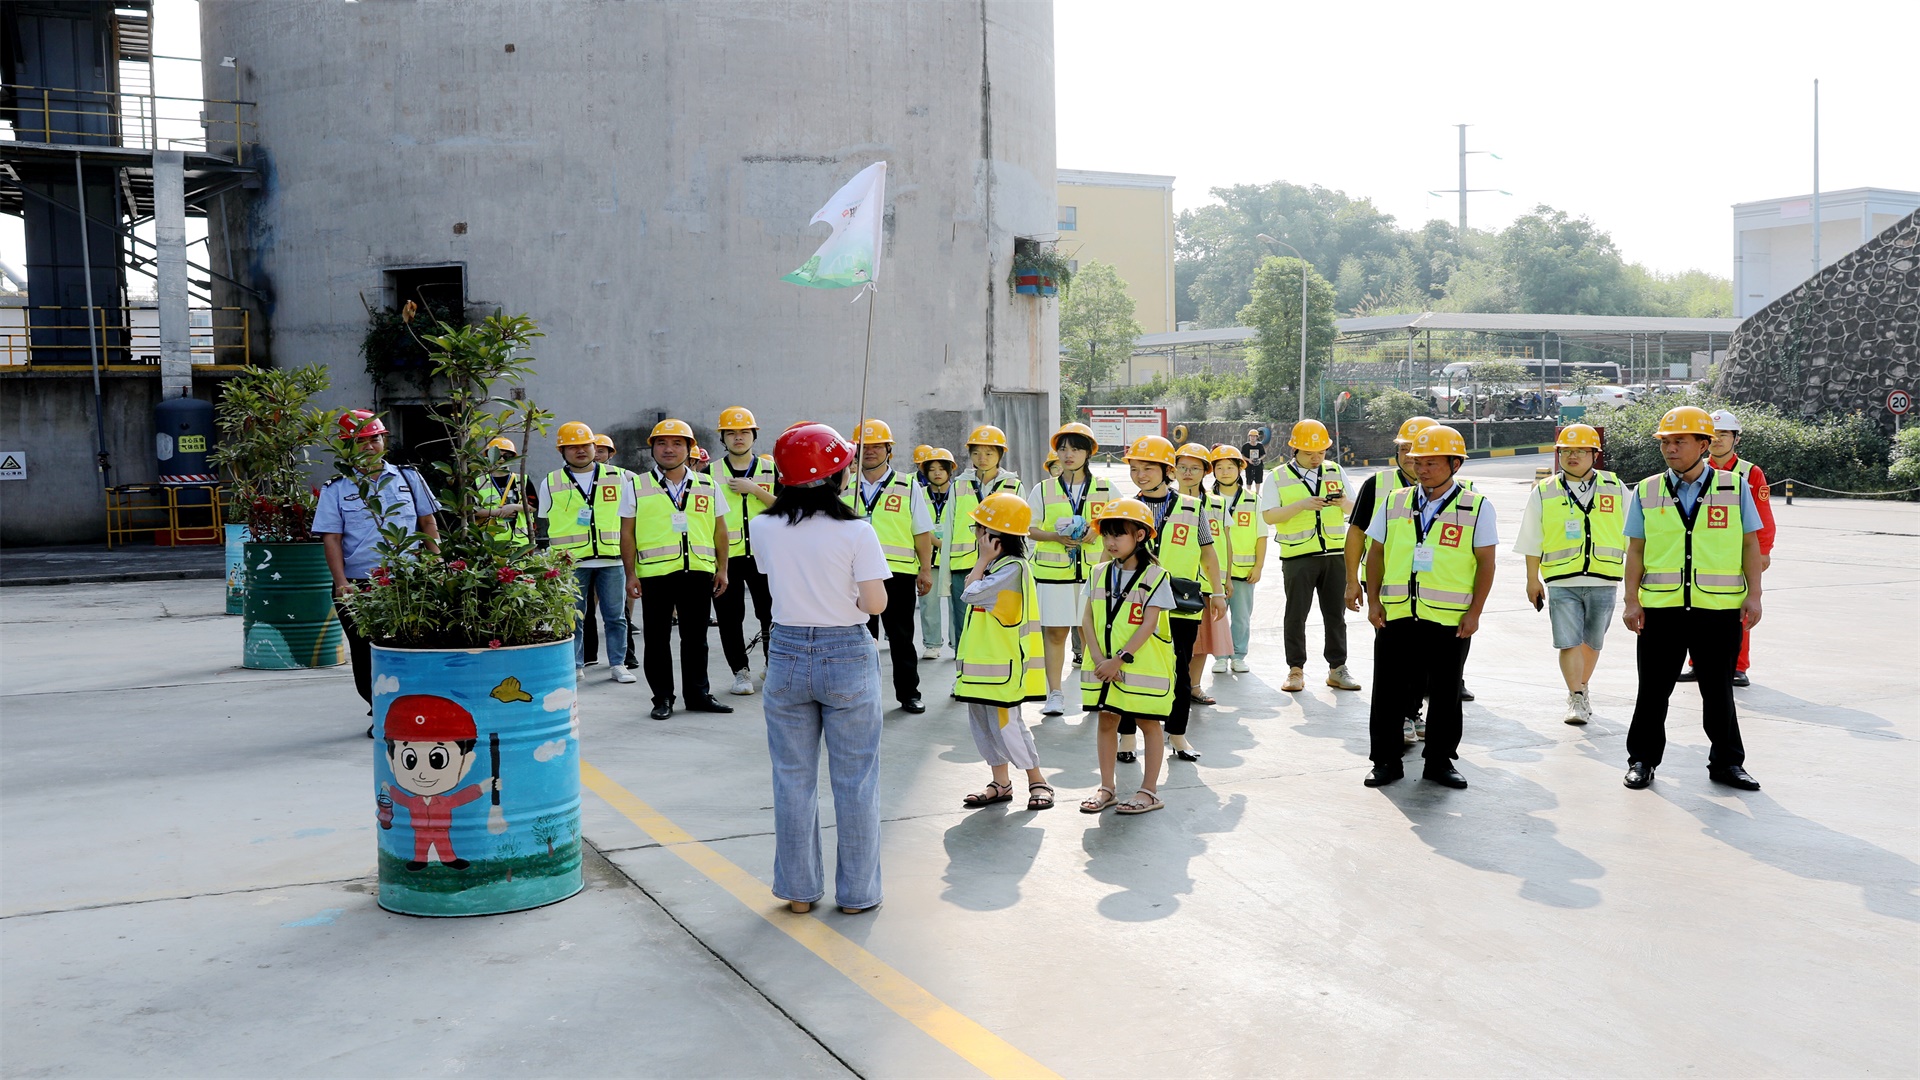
<box><xmin>1498</xmin><ymin>206</ymin><xmax>1638</xmax><ymax>314</ymax></box>
<box><xmin>1467</xmin><ymin>360</ymin><xmax>1529</xmax><ymax>416</ymax></box>
<box><xmin>1238</xmin><ymin>256</ymin><xmax>1338</xmax><ymax>421</ymax></box>
<box><xmin>1059</xmin><ymin>261</ymin><xmax>1143</xmax><ymax>403</ymax></box>
<box><xmin>1365</xmin><ymin>387</ymin><xmax>1429</xmax><ymax>433</ymax></box>
<box><xmin>1178</xmin><ymin>181</ymin><xmax>1402</xmax><ymax>327</ymax></box>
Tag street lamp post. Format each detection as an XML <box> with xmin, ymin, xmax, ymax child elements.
<box><xmin>1256</xmin><ymin>234</ymin><xmax>1309</xmax><ymax>421</ymax></box>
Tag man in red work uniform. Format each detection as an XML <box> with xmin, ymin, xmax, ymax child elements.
<box><xmin>1677</xmin><ymin>409</ymin><xmax>1775</xmax><ymax>687</ymax></box>
<box><xmin>378</xmin><ymin>694</ymin><xmax>498</xmax><ymax>870</ymax></box>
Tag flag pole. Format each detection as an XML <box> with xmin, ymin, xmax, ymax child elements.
<box><xmin>856</xmin><ymin>285</ymin><xmax>876</xmax><ymax>441</ymax></box>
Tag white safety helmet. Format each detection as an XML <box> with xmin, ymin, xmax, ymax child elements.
<box><xmin>1709</xmin><ymin>409</ymin><xmax>1741</xmax><ymax>433</ymax></box>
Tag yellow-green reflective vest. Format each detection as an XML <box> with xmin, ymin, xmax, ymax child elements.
<box><xmin>476</xmin><ymin>473</ymin><xmax>531</xmax><ymax>548</ymax></box>
<box><xmin>719</xmin><ymin>453</ymin><xmax>776</xmax><ymax>558</ymax></box>
<box><xmin>1379</xmin><ymin>484</ymin><xmax>1485</xmax><ymax>627</ymax></box>
<box><xmin>1537</xmin><ymin>470</ymin><xmax>1628</xmax><ymax>582</ymax></box>
<box><xmin>844</xmin><ymin>470</ymin><xmax>921</xmax><ymax>574</ymax></box>
<box><xmin>1081</xmin><ymin>559</ymin><xmax>1175</xmax><ymax>718</ymax></box>
<box><xmin>1217</xmin><ymin>485</ymin><xmax>1260</xmax><ymax>580</ymax></box>
<box><xmin>1636</xmin><ymin>470</ymin><xmax>1748</xmax><ymax>610</ymax></box>
<box><xmin>952</xmin><ymin>555</ymin><xmax>1047</xmax><ymax>706</ymax></box>
<box><xmin>948</xmin><ymin>471</ymin><xmax>1022</xmax><ymax>571</ymax></box>
<box><xmin>1030</xmin><ymin>474</ymin><xmax>1112</xmax><ymax>584</ymax></box>
<box><xmin>1145</xmin><ymin>492</ymin><xmax>1207</xmax><ymax>622</ymax></box>
<box><xmin>544</xmin><ymin>466</ymin><xmax>627</xmax><ymax>560</ymax></box>
<box><xmin>1356</xmin><ymin>468</ymin><xmax>1415</xmax><ymax>585</ymax></box>
<box><xmin>1270</xmin><ymin>460</ymin><xmax>1349</xmax><ymax>559</ymax></box>
<box><xmin>634</xmin><ymin>468</ymin><xmax>720</xmax><ymax>578</ymax></box>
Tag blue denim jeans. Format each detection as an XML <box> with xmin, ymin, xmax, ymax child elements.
<box><xmin>1226</xmin><ymin>578</ymin><xmax>1256</xmax><ymax>660</ymax></box>
<box><xmin>762</xmin><ymin>624</ymin><xmax>884</xmax><ymax>908</ymax></box>
<box><xmin>573</xmin><ymin>565</ymin><xmax>628</xmax><ymax>667</ymax></box>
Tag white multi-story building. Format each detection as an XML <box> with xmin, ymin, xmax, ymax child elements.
<box><xmin>1733</xmin><ymin>187</ymin><xmax>1920</xmax><ymax>318</ymax></box>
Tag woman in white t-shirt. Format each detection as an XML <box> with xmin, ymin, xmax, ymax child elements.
<box><xmin>749</xmin><ymin>423</ymin><xmax>891</xmax><ymax>916</ymax></box>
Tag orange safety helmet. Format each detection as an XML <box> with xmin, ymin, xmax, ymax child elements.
<box><xmin>716</xmin><ymin>406</ymin><xmax>758</xmax><ymax>432</ymax></box>
<box><xmin>911</xmin><ymin>444</ymin><xmax>934</xmax><ymax>465</ymax></box>
<box><xmin>969</xmin><ymin>491</ymin><xmax>1032</xmax><ymax>536</ymax></box>
<box><xmin>855</xmin><ymin>418</ymin><xmax>894</xmax><ymax>445</ymax></box>
<box><xmin>555</xmin><ymin>421</ymin><xmax>595</xmax><ymax>447</ymax></box>
<box><xmin>1175</xmin><ymin>442</ymin><xmax>1213</xmax><ymax>464</ymax></box>
<box><xmin>1289</xmin><ymin>419</ymin><xmax>1332</xmax><ymax>452</ymax></box>
<box><xmin>966</xmin><ymin>424</ymin><xmax>1009</xmax><ymax>449</ymax></box>
<box><xmin>691</xmin><ymin>446</ymin><xmax>710</xmax><ymax>464</ymax></box>
<box><xmin>1555</xmin><ymin>423</ymin><xmax>1603</xmax><ymax>450</ymax></box>
<box><xmin>922</xmin><ymin>447</ymin><xmax>957</xmax><ymax>467</ymax></box>
<box><xmin>1406</xmin><ymin>424</ymin><xmax>1468</xmax><ymax>458</ymax></box>
<box><xmin>338</xmin><ymin>409</ymin><xmax>388</xmax><ymax>440</ymax></box>
<box><xmin>1044</xmin><ymin>449</ymin><xmax>1059</xmax><ymax>468</ymax></box>
<box><xmin>1653</xmin><ymin>405</ymin><xmax>1716</xmax><ymax>439</ymax></box>
<box><xmin>1395</xmin><ymin>415</ymin><xmax>1439</xmax><ymax>445</ymax></box>
<box><xmin>1123</xmin><ymin>435</ymin><xmax>1177</xmax><ymax>467</ymax></box>
<box><xmin>1093</xmin><ymin>498</ymin><xmax>1158</xmax><ymax>538</ymax></box>
<box><xmin>592</xmin><ymin>433</ymin><xmax>616</xmax><ymax>450</ymax></box>
<box><xmin>649</xmin><ymin>418</ymin><xmax>695</xmax><ymax>443</ymax></box>
<box><xmin>1051</xmin><ymin>422</ymin><xmax>1097</xmax><ymax>451</ymax></box>
<box><xmin>485</xmin><ymin>436</ymin><xmax>518</xmax><ymax>456</ymax></box>
<box><xmin>1208</xmin><ymin>443</ymin><xmax>1246</xmax><ymax>464</ymax></box>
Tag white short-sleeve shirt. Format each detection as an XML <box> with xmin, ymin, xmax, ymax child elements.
<box><xmin>751</xmin><ymin>512</ymin><xmax>891</xmax><ymax>627</ymax></box>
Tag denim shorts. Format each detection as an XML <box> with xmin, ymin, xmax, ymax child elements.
<box><xmin>1548</xmin><ymin>584</ymin><xmax>1617</xmax><ymax>651</ymax></box>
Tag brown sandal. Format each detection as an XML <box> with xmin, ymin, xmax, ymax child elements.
<box><xmin>963</xmin><ymin>780</ymin><xmax>1014</xmax><ymax>808</ymax></box>
<box><xmin>1027</xmin><ymin>783</ymin><xmax>1056</xmax><ymax>811</ymax></box>
<box><xmin>1079</xmin><ymin>786</ymin><xmax>1116</xmax><ymax>813</ymax></box>
<box><xmin>1115</xmin><ymin>789</ymin><xmax>1163</xmax><ymax>815</ymax></box>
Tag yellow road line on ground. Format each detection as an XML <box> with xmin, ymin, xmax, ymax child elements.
<box><xmin>580</xmin><ymin>762</ymin><xmax>1060</xmax><ymax>1080</ymax></box>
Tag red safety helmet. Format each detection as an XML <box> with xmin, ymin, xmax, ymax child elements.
<box><xmin>773</xmin><ymin>422</ymin><xmax>855</xmax><ymax>487</ymax></box>
<box><xmin>382</xmin><ymin>694</ymin><xmax>476</xmax><ymax>742</ymax></box>
<box><xmin>339</xmin><ymin>409</ymin><xmax>388</xmax><ymax>440</ymax></box>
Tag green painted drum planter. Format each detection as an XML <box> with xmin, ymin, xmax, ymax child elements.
<box><xmin>241</xmin><ymin>542</ymin><xmax>346</xmax><ymax>669</ymax></box>
<box><xmin>371</xmin><ymin>639</ymin><xmax>582</xmax><ymax>916</ymax></box>
<box><xmin>224</xmin><ymin>525</ymin><xmax>250</xmax><ymax>614</ymax></box>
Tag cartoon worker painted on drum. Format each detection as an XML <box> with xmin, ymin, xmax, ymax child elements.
<box><xmin>378</xmin><ymin>694</ymin><xmax>499</xmax><ymax>871</ymax></box>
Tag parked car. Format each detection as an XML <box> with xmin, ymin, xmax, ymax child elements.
<box><xmin>1556</xmin><ymin>384</ymin><xmax>1636</xmax><ymax>407</ymax></box>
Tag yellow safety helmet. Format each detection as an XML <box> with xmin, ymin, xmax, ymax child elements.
<box><xmin>485</xmin><ymin>436</ymin><xmax>518</xmax><ymax>456</ymax></box>
<box><xmin>649</xmin><ymin>418</ymin><xmax>695</xmax><ymax>443</ymax></box>
<box><xmin>1395</xmin><ymin>415</ymin><xmax>1439</xmax><ymax>445</ymax></box>
<box><xmin>1123</xmin><ymin>434</ymin><xmax>1177</xmax><ymax>467</ymax></box>
<box><xmin>1092</xmin><ymin>498</ymin><xmax>1158</xmax><ymax>538</ymax></box>
<box><xmin>910</xmin><ymin>444</ymin><xmax>934</xmax><ymax>465</ymax></box>
<box><xmin>592</xmin><ymin>433</ymin><xmax>616</xmax><ymax>450</ymax></box>
<box><xmin>1653</xmin><ymin>405</ymin><xmax>1716</xmax><ymax>439</ymax></box>
<box><xmin>1176</xmin><ymin>442</ymin><xmax>1213</xmax><ymax>465</ymax></box>
<box><xmin>1209</xmin><ymin>443</ymin><xmax>1246</xmax><ymax>464</ymax></box>
<box><xmin>1044</xmin><ymin>449</ymin><xmax>1059</xmax><ymax>468</ymax></box>
<box><xmin>923</xmin><ymin>447</ymin><xmax>957</xmax><ymax>467</ymax></box>
<box><xmin>1406</xmin><ymin>424</ymin><xmax>1468</xmax><ymax>458</ymax></box>
<box><xmin>966</xmin><ymin>424</ymin><xmax>1009</xmax><ymax>449</ymax></box>
<box><xmin>1555</xmin><ymin>423</ymin><xmax>1603</xmax><ymax>450</ymax></box>
<box><xmin>1289</xmin><ymin>419</ymin><xmax>1333</xmax><ymax>452</ymax></box>
<box><xmin>716</xmin><ymin>406</ymin><xmax>758</xmax><ymax>432</ymax></box>
<box><xmin>555</xmin><ymin>421</ymin><xmax>595</xmax><ymax>448</ymax></box>
<box><xmin>969</xmin><ymin>491</ymin><xmax>1033</xmax><ymax>536</ymax></box>
<box><xmin>856</xmin><ymin>418</ymin><xmax>893</xmax><ymax>445</ymax></box>
<box><xmin>1050</xmin><ymin>422</ymin><xmax>1097</xmax><ymax>451</ymax></box>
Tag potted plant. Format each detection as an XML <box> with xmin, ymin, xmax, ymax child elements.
<box><xmin>336</xmin><ymin>308</ymin><xmax>584</xmax><ymax>917</ymax></box>
<box><xmin>1010</xmin><ymin>240</ymin><xmax>1074</xmax><ymax>299</ymax></box>
<box><xmin>211</xmin><ymin>364</ymin><xmax>347</xmax><ymax>669</ymax></box>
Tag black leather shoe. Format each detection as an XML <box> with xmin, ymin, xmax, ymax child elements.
<box><xmin>1171</xmin><ymin>747</ymin><xmax>1201</xmax><ymax>762</ymax></box>
<box><xmin>1675</xmin><ymin>666</ymin><xmax>1698</xmax><ymax>682</ymax></box>
<box><xmin>1423</xmin><ymin>767</ymin><xmax>1469</xmax><ymax>789</ymax></box>
<box><xmin>687</xmin><ymin>697</ymin><xmax>735</xmax><ymax>714</ymax></box>
<box><xmin>1623</xmin><ymin>761</ymin><xmax>1654</xmax><ymax>789</ymax></box>
<box><xmin>1363</xmin><ymin>767</ymin><xmax>1403</xmax><ymax>787</ymax></box>
<box><xmin>1458</xmin><ymin>683</ymin><xmax>1475</xmax><ymax>701</ymax></box>
<box><xmin>899</xmin><ymin>697</ymin><xmax>926</xmax><ymax>714</ymax></box>
<box><xmin>1115</xmin><ymin>750</ymin><xmax>1137</xmax><ymax>764</ymax></box>
<box><xmin>649</xmin><ymin>703</ymin><xmax>673</xmax><ymax>721</ymax></box>
<box><xmin>1709</xmin><ymin>765</ymin><xmax>1761</xmax><ymax>790</ymax></box>
<box><xmin>1731</xmin><ymin>671</ymin><xmax>1751</xmax><ymax>687</ymax></box>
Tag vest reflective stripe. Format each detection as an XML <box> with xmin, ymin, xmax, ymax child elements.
<box><xmin>1537</xmin><ymin>470</ymin><xmax>1628</xmax><ymax>582</ymax></box>
<box><xmin>1031</xmin><ymin>475</ymin><xmax>1112</xmax><ymax>583</ymax></box>
<box><xmin>721</xmin><ymin>455</ymin><xmax>777</xmax><ymax>558</ymax></box>
<box><xmin>948</xmin><ymin>472</ymin><xmax>1022</xmax><ymax>571</ymax></box>
<box><xmin>633</xmin><ymin>470</ymin><xmax>720</xmax><ymax>577</ymax></box>
<box><xmin>1082</xmin><ymin>561</ymin><xmax>1176</xmax><ymax>717</ymax></box>
<box><xmin>1218</xmin><ymin>487</ymin><xmax>1261</xmax><ymax>579</ymax></box>
<box><xmin>1637</xmin><ymin>470</ymin><xmax>1748</xmax><ymax>610</ymax></box>
<box><xmin>952</xmin><ymin>556</ymin><xmax>1047</xmax><ymax>705</ymax></box>
<box><xmin>1379</xmin><ymin>485</ymin><xmax>1483</xmax><ymax>627</ymax></box>
<box><xmin>845</xmin><ymin>471</ymin><xmax>922</xmax><ymax>574</ymax></box>
<box><xmin>1270</xmin><ymin>461</ymin><xmax>1349</xmax><ymax>558</ymax></box>
<box><xmin>1150</xmin><ymin>494</ymin><xmax>1207</xmax><ymax>622</ymax></box>
<box><xmin>1357</xmin><ymin>469</ymin><xmax>1415</xmax><ymax>585</ymax></box>
<box><xmin>545</xmin><ymin>467</ymin><xmax>626</xmax><ymax>558</ymax></box>
<box><xmin>476</xmin><ymin>474</ymin><xmax>531</xmax><ymax>548</ymax></box>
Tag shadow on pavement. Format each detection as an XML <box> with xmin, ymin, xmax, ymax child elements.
<box><xmin>1380</xmin><ymin>765</ymin><xmax>1605</xmax><ymax>909</ymax></box>
<box><xmin>939</xmin><ymin>806</ymin><xmax>1048</xmax><ymax>911</ymax></box>
<box><xmin>1080</xmin><ymin>784</ymin><xmax>1247</xmax><ymax>922</ymax></box>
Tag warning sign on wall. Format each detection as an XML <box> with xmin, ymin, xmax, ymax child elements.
<box><xmin>0</xmin><ymin>451</ymin><xmax>25</xmax><ymax>480</ymax></box>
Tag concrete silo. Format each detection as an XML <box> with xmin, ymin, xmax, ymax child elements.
<box><xmin>200</xmin><ymin>0</ymin><xmax>1059</xmax><ymax>477</ymax></box>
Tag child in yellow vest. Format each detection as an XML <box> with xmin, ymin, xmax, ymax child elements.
<box><xmin>1078</xmin><ymin>499</ymin><xmax>1178</xmax><ymax>815</ymax></box>
<box><xmin>953</xmin><ymin>493</ymin><xmax>1053</xmax><ymax>811</ymax></box>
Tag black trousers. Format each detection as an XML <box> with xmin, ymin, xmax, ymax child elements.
<box><xmin>336</xmin><ymin>581</ymin><xmax>372</xmax><ymax>705</ymax></box>
<box><xmin>1367</xmin><ymin>617</ymin><xmax>1468</xmax><ymax>770</ymax></box>
<box><xmin>639</xmin><ymin>570</ymin><xmax>715</xmax><ymax>707</ymax></box>
<box><xmin>1120</xmin><ymin>614</ymin><xmax>1199</xmax><ymax>738</ymax></box>
<box><xmin>716</xmin><ymin>554</ymin><xmax>773</xmax><ymax>672</ymax></box>
<box><xmin>1281</xmin><ymin>553</ymin><xmax>1348</xmax><ymax>668</ymax></box>
<box><xmin>866</xmin><ymin>571</ymin><xmax>921</xmax><ymax>703</ymax></box>
<box><xmin>1627</xmin><ymin>606</ymin><xmax>1745</xmax><ymax>769</ymax></box>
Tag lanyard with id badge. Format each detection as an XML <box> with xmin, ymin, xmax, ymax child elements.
<box><xmin>1411</xmin><ymin>487</ymin><xmax>1462</xmax><ymax>574</ymax></box>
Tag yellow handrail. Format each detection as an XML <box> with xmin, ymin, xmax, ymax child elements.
<box><xmin>3</xmin><ymin>81</ymin><xmax>255</xmax><ymax>159</ymax></box>
<box><xmin>0</xmin><ymin>306</ymin><xmax>251</xmax><ymax>369</ymax></box>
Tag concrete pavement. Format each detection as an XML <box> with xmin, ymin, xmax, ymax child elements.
<box><xmin>2</xmin><ymin>459</ymin><xmax>1915</xmax><ymax>1077</ymax></box>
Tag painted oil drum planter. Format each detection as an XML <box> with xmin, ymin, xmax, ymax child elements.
<box><xmin>224</xmin><ymin>524</ymin><xmax>250</xmax><ymax>614</ymax></box>
<box><xmin>371</xmin><ymin>639</ymin><xmax>582</xmax><ymax>916</ymax></box>
<box><xmin>241</xmin><ymin>541</ymin><xmax>346</xmax><ymax>669</ymax></box>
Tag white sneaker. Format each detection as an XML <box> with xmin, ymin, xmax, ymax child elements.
<box><xmin>730</xmin><ymin>671</ymin><xmax>755</xmax><ymax>696</ymax></box>
<box><xmin>1231</xmin><ymin>658</ymin><xmax>1250</xmax><ymax>673</ymax></box>
<box><xmin>1565</xmin><ymin>690</ymin><xmax>1591</xmax><ymax>724</ymax></box>
<box><xmin>1211</xmin><ymin>657</ymin><xmax>1229</xmax><ymax>674</ymax></box>
<box><xmin>1402</xmin><ymin>719</ymin><xmax>1418</xmax><ymax>746</ymax></box>
<box><xmin>922</xmin><ymin>646</ymin><xmax>943</xmax><ymax>660</ymax></box>
<box><xmin>1040</xmin><ymin>691</ymin><xmax>1065</xmax><ymax>716</ymax></box>
<box><xmin>610</xmin><ymin>666</ymin><xmax>636</xmax><ymax>684</ymax></box>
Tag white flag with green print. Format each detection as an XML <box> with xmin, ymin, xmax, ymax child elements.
<box><xmin>783</xmin><ymin>161</ymin><xmax>886</xmax><ymax>290</ymax></box>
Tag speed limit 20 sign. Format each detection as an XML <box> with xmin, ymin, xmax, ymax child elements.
<box><xmin>1889</xmin><ymin>389</ymin><xmax>1913</xmax><ymax>416</ymax></box>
